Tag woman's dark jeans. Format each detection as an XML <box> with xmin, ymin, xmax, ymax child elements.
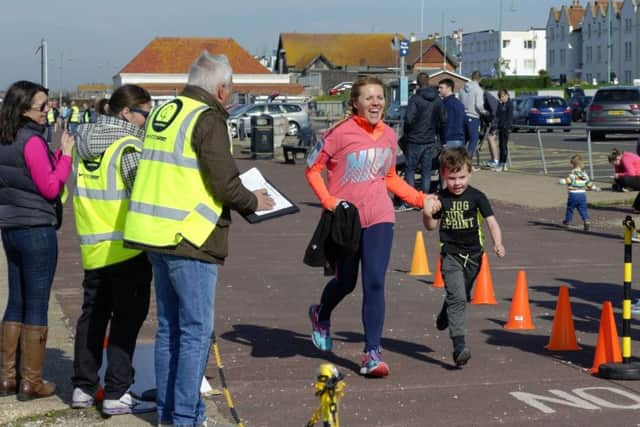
<box><xmin>1</xmin><ymin>226</ymin><xmax>58</xmax><ymax>326</ymax></box>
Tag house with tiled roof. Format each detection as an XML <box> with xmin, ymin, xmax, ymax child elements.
<box><xmin>274</xmin><ymin>33</ymin><xmax>416</xmax><ymax>94</ymax></box>
<box><xmin>115</xmin><ymin>37</ymin><xmax>304</xmax><ymax>102</ymax></box>
<box><xmin>546</xmin><ymin>0</ymin><xmax>586</xmax><ymax>81</ymax></box>
<box><xmin>407</xmin><ymin>38</ymin><xmax>458</xmax><ymax>73</ymax></box>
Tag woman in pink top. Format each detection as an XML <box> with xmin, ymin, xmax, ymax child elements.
<box><xmin>306</xmin><ymin>76</ymin><xmax>430</xmax><ymax>377</ymax></box>
<box><xmin>0</xmin><ymin>81</ymin><xmax>74</xmax><ymax>400</ymax></box>
<box><xmin>608</xmin><ymin>147</ymin><xmax>640</xmax><ymax>211</ymax></box>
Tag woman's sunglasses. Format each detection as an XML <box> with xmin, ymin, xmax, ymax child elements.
<box><xmin>31</xmin><ymin>102</ymin><xmax>48</xmax><ymax>113</ymax></box>
<box><xmin>129</xmin><ymin>107</ymin><xmax>149</xmax><ymax>118</ymax></box>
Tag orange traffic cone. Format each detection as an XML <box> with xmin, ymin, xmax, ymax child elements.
<box><xmin>432</xmin><ymin>256</ymin><xmax>444</xmax><ymax>288</ymax></box>
<box><xmin>590</xmin><ymin>301</ymin><xmax>622</xmax><ymax>375</ymax></box>
<box><xmin>504</xmin><ymin>270</ymin><xmax>536</xmax><ymax>330</ymax></box>
<box><xmin>408</xmin><ymin>231</ymin><xmax>431</xmax><ymax>276</ymax></box>
<box><xmin>471</xmin><ymin>253</ymin><xmax>497</xmax><ymax>305</ymax></box>
<box><xmin>545</xmin><ymin>286</ymin><xmax>581</xmax><ymax>351</ymax></box>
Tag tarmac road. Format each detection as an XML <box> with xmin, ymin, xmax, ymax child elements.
<box><xmin>5</xmin><ymin>136</ymin><xmax>640</xmax><ymax>426</ymax></box>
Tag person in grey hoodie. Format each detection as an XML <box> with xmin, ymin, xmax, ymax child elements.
<box><xmin>70</xmin><ymin>84</ymin><xmax>156</xmax><ymax>416</ymax></box>
<box><xmin>459</xmin><ymin>70</ymin><xmax>486</xmax><ymax>158</ymax></box>
<box><xmin>397</xmin><ymin>72</ymin><xmax>446</xmax><ymax>211</ymax></box>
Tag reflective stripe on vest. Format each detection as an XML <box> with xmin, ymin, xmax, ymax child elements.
<box><xmin>124</xmin><ymin>96</ymin><xmax>223</xmax><ymax>248</ymax></box>
<box><xmin>73</xmin><ymin>136</ymin><xmax>142</xmax><ymax>269</ymax></box>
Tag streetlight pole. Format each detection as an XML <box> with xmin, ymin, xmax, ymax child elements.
<box><xmin>607</xmin><ymin>0</ymin><xmax>612</xmax><ymax>83</ymax></box>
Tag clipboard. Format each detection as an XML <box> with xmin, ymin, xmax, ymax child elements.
<box><xmin>239</xmin><ymin>167</ymin><xmax>299</xmax><ymax>223</ymax></box>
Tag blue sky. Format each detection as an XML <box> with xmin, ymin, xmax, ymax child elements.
<box><xmin>0</xmin><ymin>0</ymin><xmax>565</xmax><ymax>91</ymax></box>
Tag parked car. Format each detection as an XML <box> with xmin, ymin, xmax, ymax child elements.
<box><xmin>329</xmin><ymin>82</ymin><xmax>353</xmax><ymax>96</ymax></box>
<box><xmin>586</xmin><ymin>86</ymin><xmax>640</xmax><ymax>140</ymax></box>
<box><xmin>567</xmin><ymin>95</ymin><xmax>593</xmax><ymax>122</ymax></box>
<box><xmin>511</xmin><ymin>96</ymin><xmax>571</xmax><ymax>132</ymax></box>
<box><xmin>384</xmin><ymin>103</ymin><xmax>407</xmax><ymax>123</ymax></box>
<box><xmin>228</xmin><ymin>103</ymin><xmax>310</xmax><ymax>138</ymax></box>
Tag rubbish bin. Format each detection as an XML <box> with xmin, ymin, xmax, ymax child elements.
<box><xmin>251</xmin><ymin>114</ymin><xmax>274</xmax><ymax>159</ymax></box>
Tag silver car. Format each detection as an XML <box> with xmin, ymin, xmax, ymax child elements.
<box><xmin>586</xmin><ymin>86</ymin><xmax>640</xmax><ymax>140</ymax></box>
<box><xmin>228</xmin><ymin>103</ymin><xmax>310</xmax><ymax>137</ymax></box>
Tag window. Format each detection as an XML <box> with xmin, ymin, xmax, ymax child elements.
<box><xmin>524</xmin><ymin>40</ymin><xmax>536</xmax><ymax>49</ymax></box>
<box><xmin>625</xmin><ymin>42</ymin><xmax>632</xmax><ymax>61</ymax></box>
<box><xmin>550</xmin><ymin>27</ymin><xmax>555</xmax><ymax>40</ymax></box>
<box><xmin>626</xmin><ymin>19</ymin><xmax>632</xmax><ymax>33</ymax></box>
<box><xmin>586</xmin><ymin>46</ymin><xmax>592</xmax><ymax>63</ymax></box>
<box><xmin>549</xmin><ymin>50</ymin><xmax>555</xmax><ymax>66</ymax></box>
<box><xmin>267</xmin><ymin>105</ymin><xmax>282</xmax><ymax>114</ymax></box>
<box><xmin>588</xmin><ymin>24</ymin><xmax>591</xmax><ymax>39</ymax></box>
<box><xmin>625</xmin><ymin>71</ymin><xmax>632</xmax><ymax>84</ymax></box>
<box><xmin>560</xmin><ymin>49</ymin><xmax>566</xmax><ymax>66</ymax></box>
<box><xmin>281</xmin><ymin>104</ymin><xmax>302</xmax><ymax>113</ymax></box>
<box><xmin>503</xmin><ymin>39</ymin><xmax>511</xmax><ymax>48</ymax></box>
<box><xmin>598</xmin><ymin>23</ymin><xmax>601</xmax><ymax>36</ymax></box>
<box><xmin>597</xmin><ymin>46</ymin><xmax>602</xmax><ymax>63</ymax></box>
<box><xmin>524</xmin><ymin>59</ymin><xmax>535</xmax><ymax>70</ymax></box>
<box><xmin>586</xmin><ymin>73</ymin><xmax>593</xmax><ymax>83</ymax></box>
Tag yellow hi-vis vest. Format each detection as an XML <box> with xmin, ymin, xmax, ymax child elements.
<box><xmin>70</xmin><ymin>106</ymin><xmax>80</xmax><ymax>123</ymax></box>
<box><xmin>123</xmin><ymin>96</ymin><xmax>223</xmax><ymax>248</ymax></box>
<box><xmin>73</xmin><ymin>136</ymin><xmax>143</xmax><ymax>270</ymax></box>
<box><xmin>47</xmin><ymin>109</ymin><xmax>56</xmax><ymax>124</ymax></box>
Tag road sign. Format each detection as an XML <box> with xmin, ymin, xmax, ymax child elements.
<box><xmin>399</xmin><ymin>39</ymin><xmax>409</xmax><ymax>57</ymax></box>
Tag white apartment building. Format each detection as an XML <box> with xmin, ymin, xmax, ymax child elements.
<box><xmin>461</xmin><ymin>29</ymin><xmax>546</xmax><ymax>78</ymax></box>
<box><xmin>547</xmin><ymin>0</ymin><xmax>640</xmax><ymax>85</ymax></box>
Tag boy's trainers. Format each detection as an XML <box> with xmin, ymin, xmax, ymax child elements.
<box><xmin>453</xmin><ymin>346</ymin><xmax>471</xmax><ymax>367</ymax></box>
<box><xmin>359</xmin><ymin>348</ymin><xmax>390</xmax><ymax>377</ymax></box>
<box><xmin>584</xmin><ymin>222</ymin><xmax>590</xmax><ymax>231</ymax></box>
<box><xmin>308</xmin><ymin>305</ymin><xmax>332</xmax><ymax>352</ymax></box>
<box><xmin>71</xmin><ymin>387</ymin><xmax>94</xmax><ymax>409</ymax></box>
<box><xmin>102</xmin><ymin>391</ymin><xmax>156</xmax><ymax>416</ymax></box>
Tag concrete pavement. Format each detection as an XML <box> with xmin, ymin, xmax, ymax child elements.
<box><xmin>0</xmin><ymin>142</ymin><xmax>639</xmax><ymax>425</ymax></box>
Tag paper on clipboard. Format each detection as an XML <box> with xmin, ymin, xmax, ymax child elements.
<box><xmin>239</xmin><ymin>167</ymin><xmax>294</xmax><ymax>217</ymax></box>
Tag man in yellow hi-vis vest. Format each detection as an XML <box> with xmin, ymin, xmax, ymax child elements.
<box><xmin>123</xmin><ymin>52</ymin><xmax>274</xmax><ymax>426</ymax></box>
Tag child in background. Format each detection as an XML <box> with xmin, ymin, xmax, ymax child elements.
<box><xmin>423</xmin><ymin>147</ymin><xmax>505</xmax><ymax>367</ymax></box>
<box><xmin>559</xmin><ymin>154</ymin><xmax>599</xmax><ymax>231</ymax></box>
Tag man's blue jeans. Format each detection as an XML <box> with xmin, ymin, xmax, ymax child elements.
<box><xmin>148</xmin><ymin>252</ymin><xmax>218</xmax><ymax>427</ymax></box>
<box><xmin>404</xmin><ymin>142</ymin><xmax>433</xmax><ymax>193</ymax></box>
<box><xmin>464</xmin><ymin>116</ymin><xmax>480</xmax><ymax>156</ymax></box>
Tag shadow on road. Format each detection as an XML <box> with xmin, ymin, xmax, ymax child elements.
<box><xmin>220</xmin><ymin>324</ymin><xmax>458</xmax><ymax>373</ymax></box>
<box><xmin>527</xmin><ymin>220</ymin><xmax>622</xmax><ymax>240</ymax></box>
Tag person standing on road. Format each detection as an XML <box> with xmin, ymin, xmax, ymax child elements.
<box><xmin>123</xmin><ymin>51</ymin><xmax>274</xmax><ymax>426</ymax></box>
<box><xmin>423</xmin><ymin>147</ymin><xmax>505</xmax><ymax>367</ymax></box>
<box><xmin>459</xmin><ymin>71</ymin><xmax>486</xmax><ymax>160</ymax></box>
<box><xmin>306</xmin><ymin>76</ymin><xmax>431</xmax><ymax>377</ymax></box>
<box><xmin>70</xmin><ymin>85</ymin><xmax>156</xmax><ymax>415</ymax></box>
<box><xmin>0</xmin><ymin>81</ymin><xmax>75</xmax><ymax>400</ymax></box>
<box><xmin>495</xmin><ymin>89</ymin><xmax>514</xmax><ymax>172</ymax></box>
<box><xmin>395</xmin><ymin>72</ymin><xmax>446</xmax><ymax>211</ymax></box>
<box><xmin>438</xmin><ymin>78</ymin><xmax>465</xmax><ymax>150</ymax></box>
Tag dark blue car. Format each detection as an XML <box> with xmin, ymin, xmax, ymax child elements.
<box><xmin>512</xmin><ymin>96</ymin><xmax>572</xmax><ymax>132</ymax></box>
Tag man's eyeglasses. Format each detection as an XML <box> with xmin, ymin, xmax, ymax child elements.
<box><xmin>31</xmin><ymin>102</ymin><xmax>48</xmax><ymax>113</ymax></box>
<box><xmin>129</xmin><ymin>107</ymin><xmax>149</xmax><ymax>118</ymax></box>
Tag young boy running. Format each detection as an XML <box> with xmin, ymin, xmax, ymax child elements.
<box><xmin>423</xmin><ymin>147</ymin><xmax>505</xmax><ymax>366</ymax></box>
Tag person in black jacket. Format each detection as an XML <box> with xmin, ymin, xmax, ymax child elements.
<box><xmin>397</xmin><ymin>72</ymin><xmax>446</xmax><ymax>211</ymax></box>
<box><xmin>495</xmin><ymin>89</ymin><xmax>514</xmax><ymax>172</ymax></box>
